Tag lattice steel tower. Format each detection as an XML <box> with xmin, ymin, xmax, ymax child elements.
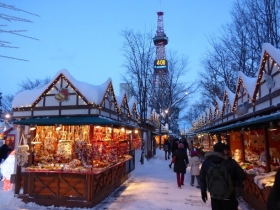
<box><xmin>151</xmin><ymin>11</ymin><xmax>169</xmax><ymax>112</ymax></box>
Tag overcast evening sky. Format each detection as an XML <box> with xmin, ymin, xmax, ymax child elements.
<box><xmin>1</xmin><ymin>0</ymin><xmax>234</xmax><ymax>97</ymax></box>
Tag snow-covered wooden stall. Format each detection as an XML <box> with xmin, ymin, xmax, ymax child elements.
<box><xmin>11</xmin><ymin>69</ymin><xmax>142</xmax><ymax>208</ymax></box>
<box><xmin>191</xmin><ymin>43</ymin><xmax>280</xmax><ymax>210</ymax></box>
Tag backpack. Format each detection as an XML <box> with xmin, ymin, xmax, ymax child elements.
<box><xmin>206</xmin><ymin>159</ymin><xmax>233</xmax><ymax>200</ymax></box>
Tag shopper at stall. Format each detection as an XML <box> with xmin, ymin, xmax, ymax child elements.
<box><xmin>189</xmin><ymin>150</ymin><xmax>201</xmax><ymax>188</ymax></box>
<box><xmin>267</xmin><ymin>169</ymin><xmax>280</xmax><ymax>210</ymax></box>
<box><xmin>0</xmin><ymin>143</ymin><xmax>13</xmax><ymax>181</ymax></box>
<box><xmin>169</xmin><ymin>138</ymin><xmax>179</xmax><ymax>168</ymax></box>
<box><xmin>199</xmin><ymin>142</ymin><xmax>246</xmax><ymax>210</ymax></box>
<box><xmin>173</xmin><ymin>142</ymin><xmax>189</xmax><ymax>189</ymax></box>
<box><xmin>0</xmin><ymin>144</ymin><xmax>12</xmax><ymax>162</ymax></box>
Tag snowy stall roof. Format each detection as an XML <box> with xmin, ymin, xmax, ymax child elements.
<box><xmin>192</xmin><ymin>43</ymin><xmax>280</xmax><ymax>131</ymax></box>
<box><xmin>116</xmin><ymin>91</ymin><xmax>126</xmax><ymax>109</ymax></box>
<box><xmin>238</xmin><ymin>71</ymin><xmax>257</xmax><ymax>99</ymax></box>
<box><xmin>252</xmin><ymin>43</ymin><xmax>280</xmax><ymax>101</ymax></box>
<box><xmin>224</xmin><ymin>86</ymin><xmax>235</xmax><ymax>107</ymax></box>
<box><xmin>262</xmin><ymin>43</ymin><xmax>280</xmax><ymax>65</ymax></box>
<box><xmin>215</xmin><ymin>96</ymin><xmax>223</xmax><ymax>112</ymax></box>
<box><xmin>13</xmin><ymin>69</ymin><xmax>117</xmax><ymax>108</ymax></box>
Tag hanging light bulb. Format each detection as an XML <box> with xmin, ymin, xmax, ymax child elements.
<box><xmin>29</xmin><ymin>125</ymin><xmax>36</xmax><ymax>131</ymax></box>
<box><xmin>56</xmin><ymin>124</ymin><xmax>62</xmax><ymax>131</ymax></box>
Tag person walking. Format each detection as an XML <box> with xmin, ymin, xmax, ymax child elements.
<box><xmin>199</xmin><ymin>142</ymin><xmax>246</xmax><ymax>210</ymax></box>
<box><xmin>163</xmin><ymin>139</ymin><xmax>171</xmax><ymax>160</ymax></box>
<box><xmin>188</xmin><ymin>140</ymin><xmax>193</xmax><ymax>155</ymax></box>
<box><xmin>0</xmin><ymin>143</ymin><xmax>12</xmax><ymax>181</ymax></box>
<box><xmin>189</xmin><ymin>150</ymin><xmax>201</xmax><ymax>188</ymax></box>
<box><xmin>182</xmin><ymin>138</ymin><xmax>189</xmax><ymax>154</ymax></box>
<box><xmin>267</xmin><ymin>169</ymin><xmax>280</xmax><ymax>210</ymax></box>
<box><xmin>169</xmin><ymin>138</ymin><xmax>178</xmax><ymax>168</ymax></box>
<box><xmin>0</xmin><ymin>144</ymin><xmax>12</xmax><ymax>162</ymax></box>
<box><xmin>173</xmin><ymin>142</ymin><xmax>189</xmax><ymax>189</ymax></box>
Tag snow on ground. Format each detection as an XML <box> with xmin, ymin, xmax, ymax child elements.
<box><xmin>0</xmin><ymin>149</ymin><xmax>254</xmax><ymax>210</ymax></box>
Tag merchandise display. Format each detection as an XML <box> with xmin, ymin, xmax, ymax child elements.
<box><xmin>228</xmin><ymin>129</ymin><xmax>280</xmax><ymax>189</ymax></box>
<box><xmin>22</xmin><ymin>125</ymin><xmax>135</xmax><ymax>173</ymax></box>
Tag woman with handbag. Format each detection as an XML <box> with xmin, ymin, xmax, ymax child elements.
<box><xmin>173</xmin><ymin>143</ymin><xmax>189</xmax><ymax>189</ymax></box>
<box><xmin>169</xmin><ymin>139</ymin><xmax>178</xmax><ymax>168</ymax></box>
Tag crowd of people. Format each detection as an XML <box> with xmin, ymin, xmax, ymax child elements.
<box><xmin>161</xmin><ymin>137</ymin><xmax>280</xmax><ymax>210</ymax></box>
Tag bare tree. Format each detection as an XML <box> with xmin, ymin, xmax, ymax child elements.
<box><xmin>120</xmin><ymin>29</ymin><xmax>155</xmax><ymax>125</ymax></box>
<box><xmin>17</xmin><ymin>77</ymin><xmax>51</xmax><ymax>92</ymax></box>
<box><xmin>196</xmin><ymin>0</ymin><xmax>280</xmax><ymax>110</ymax></box>
<box><xmin>0</xmin><ymin>3</ymin><xmax>39</xmax><ymax>61</ymax></box>
<box><xmin>120</xmin><ymin>28</ymin><xmax>197</xmax><ymax>134</ymax></box>
<box><xmin>0</xmin><ymin>94</ymin><xmax>13</xmax><ymax>114</ymax></box>
<box><xmin>0</xmin><ymin>77</ymin><xmax>51</xmax><ymax>116</ymax></box>
<box><xmin>164</xmin><ymin>51</ymin><xmax>197</xmax><ymax>134</ymax></box>
<box><xmin>199</xmin><ymin>36</ymin><xmax>237</xmax><ymax>102</ymax></box>
<box><xmin>182</xmin><ymin>100</ymin><xmax>210</xmax><ymax>127</ymax></box>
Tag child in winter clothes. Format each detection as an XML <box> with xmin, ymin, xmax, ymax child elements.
<box><xmin>189</xmin><ymin>150</ymin><xmax>200</xmax><ymax>187</ymax></box>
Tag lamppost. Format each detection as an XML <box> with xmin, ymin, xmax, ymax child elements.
<box><xmin>4</xmin><ymin>113</ymin><xmax>11</xmax><ymax>123</ymax></box>
<box><xmin>166</xmin><ymin>92</ymin><xmax>188</xmax><ymax>136</ymax></box>
<box><xmin>159</xmin><ymin>109</ymin><xmax>168</xmax><ymax>149</ymax></box>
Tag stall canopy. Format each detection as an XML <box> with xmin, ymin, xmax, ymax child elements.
<box><xmin>14</xmin><ymin>116</ymin><xmax>138</xmax><ymax>128</ymax></box>
<box><xmin>204</xmin><ymin>111</ymin><xmax>280</xmax><ymax>133</ymax></box>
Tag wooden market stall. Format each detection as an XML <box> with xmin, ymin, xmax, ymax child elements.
<box><xmin>11</xmin><ymin>70</ymin><xmax>143</xmax><ymax>208</ymax></box>
<box><xmin>191</xmin><ymin>43</ymin><xmax>280</xmax><ymax>210</ymax></box>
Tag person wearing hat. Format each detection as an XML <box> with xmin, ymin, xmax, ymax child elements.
<box><xmin>173</xmin><ymin>142</ymin><xmax>189</xmax><ymax>189</ymax></box>
<box><xmin>189</xmin><ymin>150</ymin><xmax>201</xmax><ymax>188</ymax></box>
<box><xmin>199</xmin><ymin>142</ymin><xmax>246</xmax><ymax>210</ymax></box>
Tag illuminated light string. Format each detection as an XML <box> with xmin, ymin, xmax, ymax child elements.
<box><xmin>17</xmin><ymin>74</ymin><xmax>139</xmax><ymax>117</ymax></box>
<box><xmin>194</xmin><ymin>52</ymin><xmax>280</xmax><ymax>130</ymax></box>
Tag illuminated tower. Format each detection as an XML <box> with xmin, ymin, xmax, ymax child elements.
<box><xmin>151</xmin><ymin>11</ymin><xmax>169</xmax><ymax>112</ymax></box>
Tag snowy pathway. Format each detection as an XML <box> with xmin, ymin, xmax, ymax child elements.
<box><xmin>0</xmin><ymin>149</ymin><xmax>254</xmax><ymax>210</ymax></box>
<box><xmin>93</xmin><ymin>149</ymin><xmax>253</xmax><ymax>210</ymax></box>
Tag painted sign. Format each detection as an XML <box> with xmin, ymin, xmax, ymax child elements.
<box><xmin>236</xmin><ymin>101</ymin><xmax>250</xmax><ymax>116</ymax></box>
<box><xmin>55</xmin><ymin>88</ymin><xmax>69</xmax><ymax>102</ymax></box>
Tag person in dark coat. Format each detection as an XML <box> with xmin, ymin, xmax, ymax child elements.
<box><xmin>0</xmin><ymin>144</ymin><xmax>12</xmax><ymax>162</ymax></box>
<box><xmin>267</xmin><ymin>169</ymin><xmax>280</xmax><ymax>210</ymax></box>
<box><xmin>173</xmin><ymin>143</ymin><xmax>189</xmax><ymax>188</ymax></box>
<box><xmin>199</xmin><ymin>142</ymin><xmax>246</xmax><ymax>210</ymax></box>
<box><xmin>182</xmin><ymin>138</ymin><xmax>189</xmax><ymax>154</ymax></box>
<box><xmin>163</xmin><ymin>139</ymin><xmax>171</xmax><ymax>160</ymax></box>
<box><xmin>169</xmin><ymin>138</ymin><xmax>178</xmax><ymax>168</ymax></box>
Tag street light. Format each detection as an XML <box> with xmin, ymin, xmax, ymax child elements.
<box><xmin>159</xmin><ymin>109</ymin><xmax>168</xmax><ymax>149</ymax></box>
<box><xmin>5</xmin><ymin>113</ymin><xmax>11</xmax><ymax>120</ymax></box>
<box><xmin>166</xmin><ymin>92</ymin><xmax>189</xmax><ymax>136</ymax></box>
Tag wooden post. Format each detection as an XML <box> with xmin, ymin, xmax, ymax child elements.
<box><xmin>263</xmin><ymin>127</ymin><xmax>271</xmax><ymax>172</ymax></box>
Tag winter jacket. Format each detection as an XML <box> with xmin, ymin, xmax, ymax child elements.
<box><xmin>171</xmin><ymin>141</ymin><xmax>178</xmax><ymax>157</ymax></box>
<box><xmin>189</xmin><ymin>156</ymin><xmax>200</xmax><ymax>176</ymax></box>
<box><xmin>163</xmin><ymin>140</ymin><xmax>171</xmax><ymax>151</ymax></box>
<box><xmin>0</xmin><ymin>144</ymin><xmax>12</xmax><ymax>162</ymax></box>
<box><xmin>182</xmin><ymin>140</ymin><xmax>189</xmax><ymax>150</ymax></box>
<box><xmin>173</xmin><ymin>148</ymin><xmax>189</xmax><ymax>174</ymax></box>
<box><xmin>199</xmin><ymin>151</ymin><xmax>246</xmax><ymax>198</ymax></box>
